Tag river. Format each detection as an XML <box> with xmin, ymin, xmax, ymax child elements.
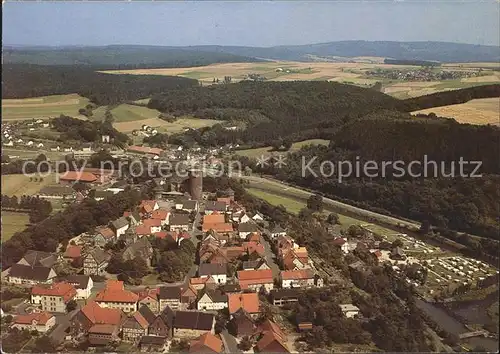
<box><xmin>416</xmin><ymin>298</ymin><xmax>499</xmax><ymax>352</ymax></box>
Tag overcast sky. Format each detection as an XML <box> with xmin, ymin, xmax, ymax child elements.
<box><xmin>3</xmin><ymin>1</ymin><xmax>499</xmax><ymax>47</ymax></box>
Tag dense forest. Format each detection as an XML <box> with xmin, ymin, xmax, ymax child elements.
<box><xmin>2</xmin><ymin>46</ymin><xmax>260</xmax><ymax>68</ymax></box>
<box><xmin>149</xmin><ymin>81</ymin><xmax>405</xmax><ymax>145</ymax></box>
<box><xmin>151</xmin><ymin>82</ymin><xmax>499</xmax><ymax>240</ymax></box>
<box><xmin>403</xmin><ymin>84</ymin><xmax>500</xmax><ymax>111</ymax></box>
<box><xmin>2</xmin><ymin>64</ymin><xmax>198</xmax><ymax>105</ymax></box>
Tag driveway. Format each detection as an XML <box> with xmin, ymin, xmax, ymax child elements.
<box><xmin>220</xmin><ymin>329</ymin><xmax>241</xmax><ymax>353</ymax></box>
<box><xmin>49</xmin><ymin>309</ymin><xmax>79</xmax><ymax>344</ymax></box>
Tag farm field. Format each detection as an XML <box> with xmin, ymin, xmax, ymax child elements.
<box><xmin>412</xmin><ymin>97</ymin><xmax>500</xmax><ymax>125</ymax></box>
<box><xmin>234</xmin><ymin>139</ymin><xmax>329</xmax><ymax>158</ymax></box>
<box><xmin>1</xmin><ymin>211</ymin><xmax>30</xmax><ymax>242</ymax></box>
<box><xmin>101</xmin><ymin>61</ymin><xmax>500</xmax><ymax>98</ymax></box>
<box><xmin>113</xmin><ymin>116</ymin><xmax>220</xmax><ymax>133</ymax></box>
<box><xmin>246</xmin><ymin>186</ymin><xmax>390</xmax><ymax>233</ymax></box>
<box><xmin>2</xmin><ymin>148</ymin><xmax>68</xmax><ymax>161</ymax></box>
<box><xmin>1</xmin><ymin>173</ymin><xmax>57</xmax><ymax>197</ymax></box>
<box><xmin>2</xmin><ymin>94</ymin><xmax>90</xmax><ymax>120</ymax></box>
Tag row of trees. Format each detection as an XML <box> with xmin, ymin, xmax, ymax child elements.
<box><xmin>1</xmin><ymin>195</ymin><xmax>52</xmax><ymax>223</ymax></box>
<box><xmin>1</xmin><ymin>189</ymin><xmax>145</xmax><ymax>269</ymax></box>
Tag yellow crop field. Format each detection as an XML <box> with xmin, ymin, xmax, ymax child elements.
<box><xmin>1</xmin><ymin>174</ymin><xmax>57</xmax><ymax>196</ymax></box>
<box><xmin>412</xmin><ymin>97</ymin><xmax>500</xmax><ymax>125</ymax></box>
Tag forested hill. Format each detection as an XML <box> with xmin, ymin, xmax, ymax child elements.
<box><xmin>2</xmin><ymin>46</ymin><xmax>261</xmax><ymax>68</ymax></box>
<box><xmin>4</xmin><ymin>41</ymin><xmax>499</xmax><ymax>66</ymax></box>
<box><xmin>148</xmin><ymin>81</ymin><xmax>405</xmax><ymax>144</ymax></box>
<box><xmin>174</xmin><ymin>41</ymin><xmax>500</xmax><ymax>63</ymax></box>
<box><xmin>2</xmin><ymin>64</ymin><xmax>198</xmax><ymax>105</ymax></box>
<box><xmin>402</xmin><ymin>84</ymin><xmax>500</xmax><ymax>111</ymax></box>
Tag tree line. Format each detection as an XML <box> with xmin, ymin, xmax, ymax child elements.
<box><xmin>3</xmin><ymin>64</ymin><xmax>198</xmax><ymax>105</ymax></box>
<box><xmin>1</xmin><ymin>189</ymin><xmax>144</xmax><ymax>269</ymax></box>
<box><xmin>1</xmin><ymin>195</ymin><xmax>52</xmax><ymax>223</ymax></box>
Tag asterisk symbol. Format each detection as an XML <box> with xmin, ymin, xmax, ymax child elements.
<box><xmin>256</xmin><ymin>154</ymin><xmax>270</xmax><ymax>168</ymax></box>
<box><xmin>274</xmin><ymin>154</ymin><xmax>287</xmax><ymax>168</ymax></box>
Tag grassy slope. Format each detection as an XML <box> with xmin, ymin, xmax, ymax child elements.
<box><xmin>235</xmin><ymin>139</ymin><xmax>330</xmax><ymax>158</ymax></box>
<box><xmin>1</xmin><ymin>174</ymin><xmax>57</xmax><ymax>196</ymax></box>
<box><xmin>1</xmin><ymin>211</ymin><xmax>30</xmax><ymax>242</ymax></box>
<box><xmin>2</xmin><ymin>94</ymin><xmax>90</xmax><ymax>120</ymax></box>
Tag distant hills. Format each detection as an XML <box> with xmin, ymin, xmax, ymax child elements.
<box><xmin>3</xmin><ymin>41</ymin><xmax>499</xmax><ymax>68</ymax></box>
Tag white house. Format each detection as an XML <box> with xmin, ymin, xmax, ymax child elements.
<box><xmin>169</xmin><ymin>214</ymin><xmax>190</xmax><ymax>232</ymax></box>
<box><xmin>197</xmin><ymin>289</ymin><xmax>228</xmax><ymax>311</ymax></box>
<box><xmin>111</xmin><ymin>217</ymin><xmax>130</xmax><ymax>238</ymax></box>
<box><xmin>12</xmin><ymin>312</ymin><xmax>56</xmax><ymax>333</ymax></box>
<box><xmin>251</xmin><ymin>212</ymin><xmax>264</xmax><ymax>222</ymax></box>
<box><xmin>239</xmin><ymin>213</ymin><xmax>252</xmax><ymax>224</ymax></box>
<box><xmin>27</xmin><ymin>141</ymin><xmax>34</xmax><ymax>146</ymax></box>
<box><xmin>37</xmin><ymin>143</ymin><xmax>44</xmax><ymax>148</ymax></box>
<box><xmin>238</xmin><ymin>223</ymin><xmax>259</xmax><ymax>239</ymax></box>
<box><xmin>270</xmin><ymin>225</ymin><xmax>286</xmax><ymax>239</ymax></box>
<box><xmin>281</xmin><ymin>269</ymin><xmax>316</xmax><ymax>289</ymax></box>
<box><xmin>64</xmin><ymin>275</ymin><xmax>94</xmax><ymax>300</ymax></box>
<box><xmin>340</xmin><ymin>304</ymin><xmax>360</xmax><ymax>318</ymax></box>
<box><xmin>332</xmin><ymin>238</ymin><xmax>350</xmax><ymax>254</ymax></box>
<box><xmin>198</xmin><ymin>263</ymin><xmax>227</xmax><ymax>285</ymax></box>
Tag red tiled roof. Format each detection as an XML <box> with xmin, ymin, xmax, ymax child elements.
<box><xmin>256</xmin><ymin>330</ymin><xmax>289</xmax><ymax>353</ymax></box>
<box><xmin>59</xmin><ymin>171</ymin><xmax>97</xmax><ymax>182</ymax></box>
<box><xmin>216</xmin><ymin>197</ymin><xmax>232</xmax><ymax>206</ymax></box>
<box><xmin>332</xmin><ymin>237</ymin><xmax>347</xmax><ymax>246</ymax></box>
<box><xmin>238</xmin><ymin>269</ymin><xmax>272</xmax><ymax>281</ymax></box>
<box><xmin>14</xmin><ymin>311</ymin><xmax>54</xmax><ymax>325</ymax></box>
<box><xmin>127</xmin><ymin>146</ymin><xmax>163</xmax><ymax>155</ymax></box>
<box><xmin>64</xmin><ymin>245</ymin><xmax>82</xmax><ymax>259</ymax></box>
<box><xmin>242</xmin><ymin>242</ymin><xmax>265</xmax><ymax>256</ymax></box>
<box><xmin>202</xmin><ymin>223</ymin><xmax>233</xmax><ymax>233</ymax></box>
<box><xmin>97</xmin><ymin>226</ymin><xmax>115</xmax><ymax>239</ymax></box>
<box><xmin>136</xmin><ymin>225</ymin><xmax>152</xmax><ymax>235</ymax></box>
<box><xmin>31</xmin><ymin>282</ymin><xmax>77</xmax><ymax>303</ymax></box>
<box><xmin>143</xmin><ymin>218</ymin><xmax>162</xmax><ymax>228</ymax></box>
<box><xmin>89</xmin><ymin>323</ymin><xmax>117</xmax><ymax>334</ymax></box>
<box><xmin>258</xmin><ymin>319</ymin><xmax>285</xmax><ymax>339</ymax></box>
<box><xmin>95</xmin><ymin>280</ymin><xmax>139</xmax><ymax>303</ymax></box>
<box><xmin>81</xmin><ymin>301</ymin><xmax>123</xmax><ymax>325</ymax></box>
<box><xmin>133</xmin><ymin>311</ymin><xmax>149</xmax><ymax>329</ymax></box>
<box><xmin>190</xmin><ymin>333</ymin><xmax>223</xmax><ymax>353</ymax></box>
<box><xmin>151</xmin><ymin>209</ymin><xmax>169</xmax><ymax>220</ymax></box>
<box><xmin>228</xmin><ymin>293</ymin><xmax>260</xmax><ymax>314</ymax></box>
<box><xmin>203</xmin><ymin>214</ymin><xmax>225</xmax><ymax>225</ymax></box>
<box><xmin>281</xmin><ymin>269</ymin><xmax>314</xmax><ymax>280</ymax></box>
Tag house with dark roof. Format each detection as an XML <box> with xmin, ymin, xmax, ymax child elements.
<box><xmin>169</xmin><ymin>213</ymin><xmax>191</xmax><ymax>232</ymax></box>
<box><xmin>17</xmin><ymin>250</ymin><xmax>58</xmax><ymax>268</ymax></box>
<box><xmin>173</xmin><ymin>311</ymin><xmax>215</xmax><ymax>338</ymax></box>
<box><xmin>242</xmin><ymin>259</ymin><xmax>270</xmax><ymax>271</ymax></box>
<box><xmin>270</xmin><ymin>225</ymin><xmax>286</xmax><ymax>239</ymax></box>
<box><xmin>124</xmin><ymin>211</ymin><xmax>142</xmax><ymax>226</ymax></box>
<box><xmin>238</xmin><ymin>223</ymin><xmax>260</xmax><ymax>239</ymax></box>
<box><xmin>159</xmin><ymin>286</ymin><xmax>182</xmax><ymax>311</ymax></box>
<box><xmin>219</xmin><ymin>283</ymin><xmax>241</xmax><ymax>295</ymax></box>
<box><xmin>390</xmin><ymin>247</ymin><xmax>406</xmax><ymax>260</ymax></box>
<box><xmin>148</xmin><ymin>306</ymin><xmax>175</xmax><ymax>338</ymax></box>
<box><xmin>182</xmin><ymin>200</ymin><xmax>199</xmax><ymax>212</ymax></box>
<box><xmin>139</xmin><ymin>335</ymin><xmax>168</xmax><ymax>351</ymax></box>
<box><xmin>198</xmin><ymin>263</ymin><xmax>227</xmax><ymax>285</ymax></box>
<box><xmin>111</xmin><ymin>216</ymin><xmax>130</xmax><ymax>238</ymax></box>
<box><xmin>7</xmin><ymin>264</ymin><xmax>57</xmax><ymax>285</ymax></box>
<box><xmin>122</xmin><ymin>237</ymin><xmax>154</xmax><ymax>267</ymax></box>
<box><xmin>197</xmin><ymin>288</ymin><xmax>228</xmax><ymax>311</ymax></box>
<box><xmin>270</xmin><ymin>289</ymin><xmax>301</xmax><ymax>307</ymax></box>
<box><xmin>229</xmin><ymin>308</ymin><xmax>255</xmax><ymax>337</ymax></box>
<box><xmin>93</xmin><ymin>190</ymin><xmax>114</xmax><ymax>201</ymax></box>
<box><xmin>63</xmin><ymin>275</ymin><xmax>94</xmax><ymax>299</ymax></box>
<box><xmin>83</xmin><ymin>248</ymin><xmax>111</xmax><ymax>275</ymax></box>
<box><xmin>122</xmin><ymin>310</ymin><xmax>150</xmax><ymax>342</ymax></box>
<box><xmin>204</xmin><ymin>201</ymin><xmax>227</xmax><ymax>215</ymax></box>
